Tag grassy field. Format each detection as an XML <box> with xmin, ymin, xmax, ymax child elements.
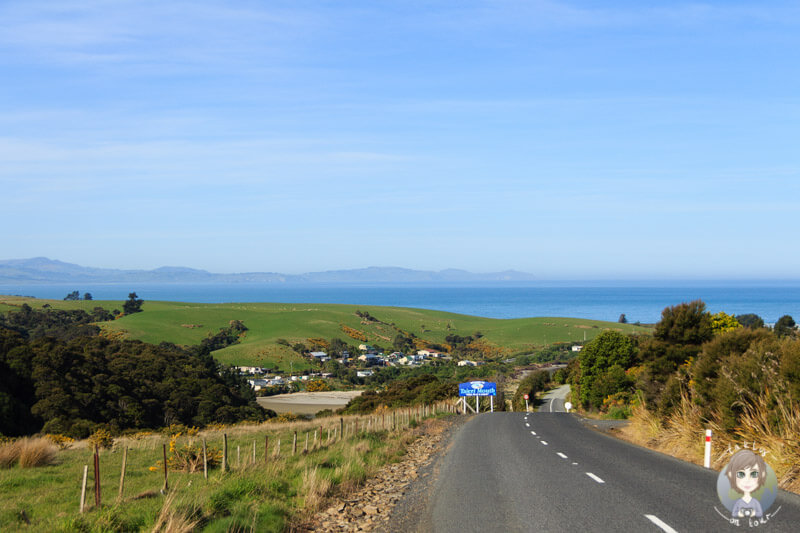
<box><xmin>0</xmin><ymin>407</ymin><xmax>448</xmax><ymax>532</ymax></box>
<box><xmin>0</xmin><ymin>296</ymin><xmax>651</xmax><ymax>369</ymax></box>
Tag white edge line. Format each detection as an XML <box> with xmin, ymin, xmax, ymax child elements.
<box><xmin>556</xmin><ymin>452</ymin><xmax>568</xmax><ymax>459</ymax></box>
<box><xmin>644</xmin><ymin>514</ymin><xmax>678</xmax><ymax>533</ymax></box>
<box><xmin>585</xmin><ymin>472</ymin><xmax>604</xmax><ymax>483</ymax></box>
<box><xmin>530</xmin><ymin>431</ymin><xmax>536</xmax><ymax>435</ymax></box>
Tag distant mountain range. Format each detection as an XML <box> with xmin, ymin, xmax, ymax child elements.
<box><xmin>0</xmin><ymin>258</ymin><xmax>537</xmax><ymax>284</ymax></box>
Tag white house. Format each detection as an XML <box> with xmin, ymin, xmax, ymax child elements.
<box><xmin>417</xmin><ymin>349</ymin><xmax>446</xmax><ymax>358</ymax></box>
<box><xmin>457</xmin><ymin>360</ymin><xmax>477</xmax><ymax>367</ymax></box>
<box><xmin>356</xmin><ymin>369</ymin><xmax>374</xmax><ymax>377</ymax></box>
<box><xmin>571</xmin><ymin>345</ymin><xmax>583</xmax><ymax>352</ymax></box>
<box><xmin>237</xmin><ymin>366</ymin><xmax>264</xmax><ymax>375</ymax></box>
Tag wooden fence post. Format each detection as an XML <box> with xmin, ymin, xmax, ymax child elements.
<box><xmin>93</xmin><ymin>447</ymin><xmax>101</xmax><ymax>508</ymax></box>
<box><xmin>117</xmin><ymin>446</ymin><xmax>128</xmax><ymax>503</ymax></box>
<box><xmin>264</xmin><ymin>435</ymin><xmax>269</xmax><ymax>463</ymax></box>
<box><xmin>276</xmin><ymin>438</ymin><xmax>281</xmax><ymax>458</ymax></box>
<box><xmin>339</xmin><ymin>418</ymin><xmax>344</xmax><ymax>440</ymax></box>
<box><xmin>222</xmin><ymin>434</ymin><xmax>228</xmax><ymax>472</ymax></box>
<box><xmin>252</xmin><ymin>440</ymin><xmax>256</xmax><ymax>464</ymax></box>
<box><xmin>237</xmin><ymin>445</ymin><xmax>240</xmax><ymax>468</ymax></box>
<box><xmin>80</xmin><ymin>464</ymin><xmax>88</xmax><ymax>513</ymax></box>
<box><xmin>304</xmin><ymin>432</ymin><xmax>308</xmax><ymax>454</ymax></box>
<box><xmin>203</xmin><ymin>439</ymin><xmax>208</xmax><ymax>480</ymax></box>
<box><xmin>162</xmin><ymin>444</ymin><xmax>169</xmax><ymax>493</ymax></box>
<box><xmin>292</xmin><ymin>431</ymin><xmax>297</xmax><ymax>456</ymax></box>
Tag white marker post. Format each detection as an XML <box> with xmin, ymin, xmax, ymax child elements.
<box><xmin>704</xmin><ymin>429</ymin><xmax>712</xmax><ymax>468</ymax></box>
<box><xmin>524</xmin><ymin>393</ymin><xmax>529</xmax><ymax>412</ymax></box>
<box><xmin>564</xmin><ymin>401</ymin><xmax>572</xmax><ymax>413</ymax></box>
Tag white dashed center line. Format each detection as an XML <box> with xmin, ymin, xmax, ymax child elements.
<box><xmin>530</xmin><ymin>431</ymin><xmax>536</xmax><ymax>436</ymax></box>
<box><xmin>556</xmin><ymin>452</ymin><xmax>568</xmax><ymax>459</ymax></box>
<box><xmin>585</xmin><ymin>472</ymin><xmax>605</xmax><ymax>484</ymax></box>
<box><xmin>541</xmin><ymin>441</ymin><xmax>548</xmax><ymax>446</ymax></box>
<box><xmin>526</xmin><ymin>423</ymin><xmax>530</xmax><ymax>427</ymax></box>
<box><xmin>644</xmin><ymin>514</ymin><xmax>678</xmax><ymax>533</ymax></box>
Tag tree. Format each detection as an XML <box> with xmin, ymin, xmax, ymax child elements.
<box><xmin>122</xmin><ymin>292</ymin><xmax>143</xmax><ymax>314</ymax></box>
<box><xmin>63</xmin><ymin>291</ymin><xmax>80</xmax><ymax>301</ymax></box>
<box><xmin>654</xmin><ymin>300</ymin><xmax>713</xmax><ymax>345</ymax></box>
<box><xmin>618</xmin><ymin>314</ymin><xmax>628</xmax><ymax>324</ymax></box>
<box><xmin>83</xmin><ymin>292</ymin><xmax>93</xmax><ymax>301</ymax></box>
<box><xmin>736</xmin><ymin>313</ymin><xmax>765</xmax><ymax>329</ymax></box>
<box><xmin>578</xmin><ymin>330</ymin><xmax>635</xmax><ymax>408</ymax></box>
<box><xmin>774</xmin><ymin>315</ymin><xmax>797</xmax><ymax>338</ymax></box>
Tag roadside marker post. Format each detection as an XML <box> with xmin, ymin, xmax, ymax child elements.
<box><xmin>704</xmin><ymin>429</ymin><xmax>712</xmax><ymax>468</ymax></box>
<box><xmin>524</xmin><ymin>394</ymin><xmax>529</xmax><ymax>412</ymax></box>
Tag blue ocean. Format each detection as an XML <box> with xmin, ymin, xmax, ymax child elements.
<box><xmin>2</xmin><ymin>282</ymin><xmax>799</xmax><ymax>324</ymax></box>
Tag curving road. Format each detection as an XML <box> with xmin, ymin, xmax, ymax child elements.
<box><xmin>537</xmin><ymin>384</ymin><xmax>571</xmax><ymax>413</ymax></box>
<box><xmin>419</xmin><ymin>412</ymin><xmax>800</xmax><ymax>532</ymax></box>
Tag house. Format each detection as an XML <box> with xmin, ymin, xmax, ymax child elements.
<box><xmin>237</xmin><ymin>366</ymin><xmax>264</xmax><ymax>375</ymax></box>
<box><xmin>309</xmin><ymin>351</ymin><xmax>328</xmax><ymax>359</ymax></box>
<box><xmin>457</xmin><ymin>360</ymin><xmax>477</xmax><ymax>367</ymax></box>
<box><xmin>572</xmin><ymin>345</ymin><xmax>583</xmax><ymax>352</ymax></box>
<box><xmin>417</xmin><ymin>349</ymin><xmax>446</xmax><ymax>358</ymax></box>
<box><xmin>356</xmin><ymin>370</ymin><xmax>374</xmax><ymax>378</ymax></box>
<box><xmin>358</xmin><ymin>344</ymin><xmax>374</xmax><ymax>352</ymax></box>
<box><xmin>398</xmin><ymin>355</ymin><xmax>423</xmax><ymax>366</ymax></box>
<box><xmin>246</xmin><ymin>379</ymin><xmax>269</xmax><ymax>390</ymax></box>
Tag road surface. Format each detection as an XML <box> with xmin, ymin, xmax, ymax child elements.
<box><xmin>538</xmin><ymin>384</ymin><xmax>570</xmax><ymax>413</ymax></box>
<box><xmin>420</xmin><ymin>412</ymin><xmax>800</xmax><ymax>532</ymax></box>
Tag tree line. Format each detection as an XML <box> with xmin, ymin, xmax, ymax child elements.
<box><xmin>0</xmin><ymin>304</ymin><xmax>267</xmax><ymax>438</ymax></box>
<box><xmin>565</xmin><ymin>301</ymin><xmax>799</xmax><ymax>423</ymax></box>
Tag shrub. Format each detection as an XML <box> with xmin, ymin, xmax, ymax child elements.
<box><xmin>46</xmin><ymin>434</ymin><xmax>75</xmax><ymax>450</ymax></box>
<box><xmin>87</xmin><ymin>429</ymin><xmax>114</xmax><ymax>450</ymax></box>
<box><xmin>165</xmin><ymin>433</ymin><xmax>222</xmax><ymax>473</ymax></box>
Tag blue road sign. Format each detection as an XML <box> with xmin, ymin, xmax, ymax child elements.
<box><xmin>459</xmin><ymin>381</ymin><xmax>497</xmax><ymax>397</ymax></box>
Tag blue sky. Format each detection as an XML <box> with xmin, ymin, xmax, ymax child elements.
<box><xmin>2</xmin><ymin>1</ymin><xmax>799</xmax><ymax>279</ymax></box>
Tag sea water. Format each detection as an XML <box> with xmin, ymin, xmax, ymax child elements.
<box><xmin>1</xmin><ymin>282</ymin><xmax>799</xmax><ymax>323</ymax></box>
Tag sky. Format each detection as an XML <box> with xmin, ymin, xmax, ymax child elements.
<box><xmin>2</xmin><ymin>0</ymin><xmax>799</xmax><ymax>279</ymax></box>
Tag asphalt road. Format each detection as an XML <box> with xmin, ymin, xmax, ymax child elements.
<box><xmin>537</xmin><ymin>385</ymin><xmax>570</xmax><ymax>413</ymax></box>
<box><xmin>423</xmin><ymin>412</ymin><xmax>800</xmax><ymax>532</ymax></box>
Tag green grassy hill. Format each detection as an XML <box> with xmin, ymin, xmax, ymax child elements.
<box><xmin>0</xmin><ymin>296</ymin><xmax>651</xmax><ymax>370</ymax></box>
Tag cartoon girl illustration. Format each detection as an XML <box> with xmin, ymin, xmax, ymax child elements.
<box><xmin>724</xmin><ymin>450</ymin><xmax>767</xmax><ymax>518</ymax></box>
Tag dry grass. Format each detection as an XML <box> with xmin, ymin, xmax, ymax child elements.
<box><xmin>0</xmin><ymin>439</ymin><xmax>22</xmax><ymax>468</ymax></box>
<box><xmin>150</xmin><ymin>489</ymin><xmax>200</xmax><ymax>533</ymax></box>
<box><xmin>620</xmin><ymin>391</ymin><xmax>800</xmax><ymax>494</ymax></box>
<box><xmin>712</xmin><ymin>393</ymin><xmax>800</xmax><ymax>493</ymax></box>
<box><xmin>0</xmin><ymin>437</ymin><xmax>58</xmax><ymax>468</ymax></box>
<box><xmin>301</xmin><ymin>467</ymin><xmax>332</xmax><ymax>512</ymax></box>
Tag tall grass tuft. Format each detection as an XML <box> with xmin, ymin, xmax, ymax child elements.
<box><xmin>151</xmin><ymin>489</ymin><xmax>200</xmax><ymax>533</ymax></box>
<box><xmin>0</xmin><ymin>437</ymin><xmax>58</xmax><ymax>468</ymax></box>
<box><xmin>657</xmin><ymin>392</ymin><xmax>705</xmax><ymax>462</ymax></box>
<box><xmin>301</xmin><ymin>467</ymin><xmax>332</xmax><ymax>512</ymax></box>
<box><xmin>722</xmin><ymin>392</ymin><xmax>800</xmax><ymax>492</ymax></box>
<box><xmin>0</xmin><ymin>439</ymin><xmax>22</xmax><ymax>468</ymax></box>
<box><xmin>621</xmin><ymin>397</ymin><xmax>662</xmax><ymax>446</ymax></box>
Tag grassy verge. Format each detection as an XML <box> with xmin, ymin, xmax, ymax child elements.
<box><xmin>618</xmin><ymin>393</ymin><xmax>800</xmax><ymax>495</ymax></box>
<box><xmin>0</xmin><ymin>403</ymin><xmax>455</xmax><ymax>532</ymax></box>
